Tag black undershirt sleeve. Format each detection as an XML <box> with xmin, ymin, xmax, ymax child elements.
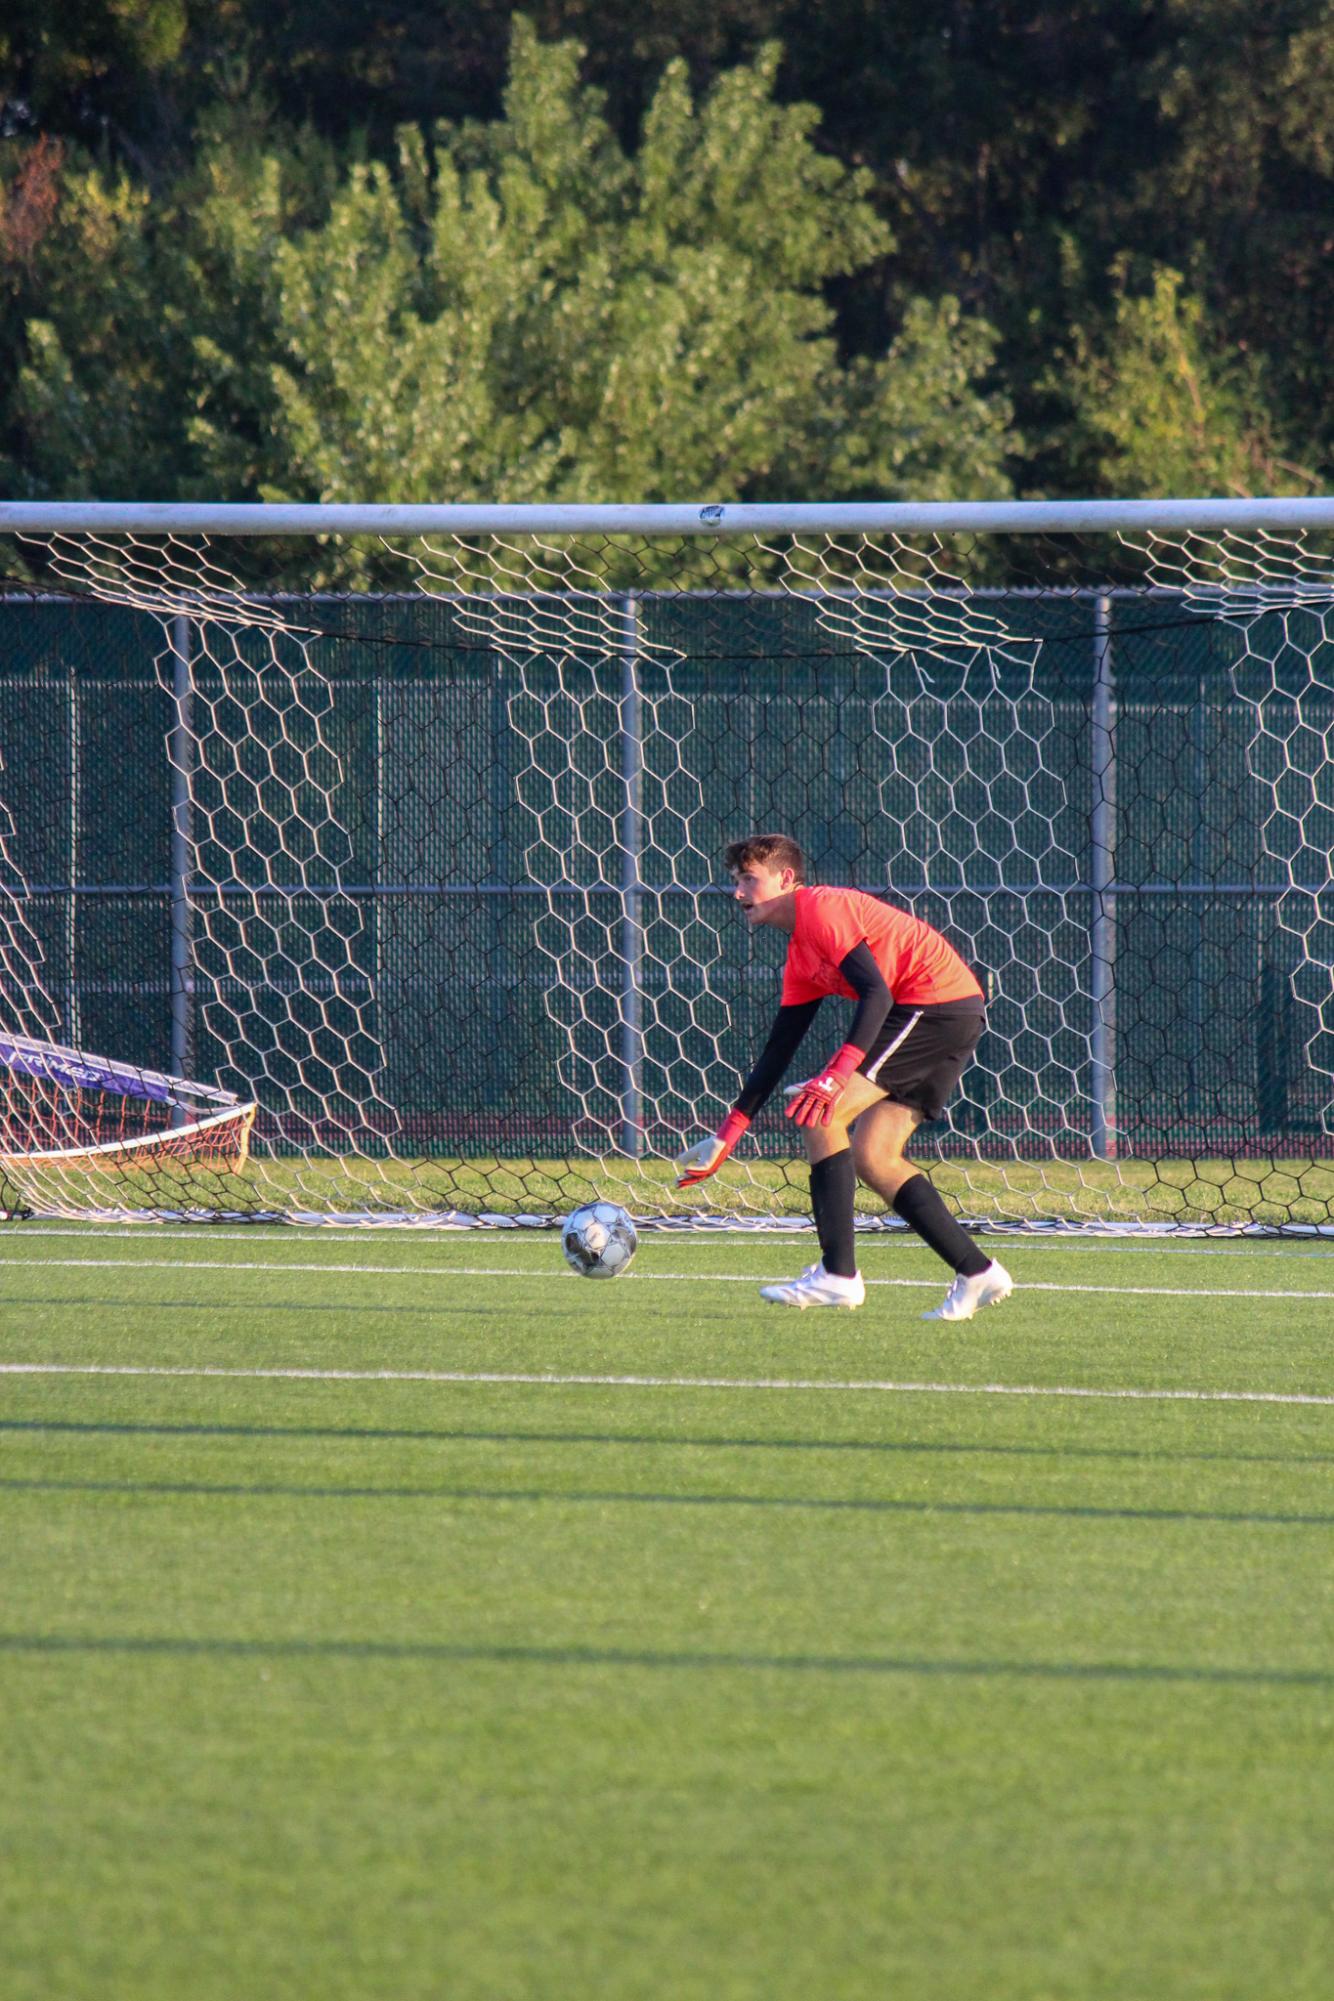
<box><xmin>839</xmin><ymin>941</ymin><xmax>894</xmax><ymax>1053</ymax></box>
<box><xmin>732</xmin><ymin>946</ymin><xmax>893</xmax><ymax>1122</ymax></box>
<box><xmin>733</xmin><ymin>1000</ymin><xmax>821</xmax><ymax>1119</ymax></box>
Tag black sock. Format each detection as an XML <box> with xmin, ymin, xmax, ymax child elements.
<box><xmin>892</xmin><ymin>1173</ymin><xmax>990</xmax><ymax>1277</ymax></box>
<box><xmin>810</xmin><ymin>1152</ymin><xmax>858</xmax><ymax>1278</ymax></box>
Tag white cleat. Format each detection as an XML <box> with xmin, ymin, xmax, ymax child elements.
<box><xmin>921</xmin><ymin>1260</ymin><xmax>1014</xmax><ymax>1322</ymax></box>
<box><xmin>760</xmin><ymin>1265</ymin><xmax>866</xmax><ymax>1309</ymax></box>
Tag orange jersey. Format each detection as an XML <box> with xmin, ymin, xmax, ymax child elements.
<box><xmin>780</xmin><ymin>886</ymin><xmax>983</xmax><ymax>1009</ymax></box>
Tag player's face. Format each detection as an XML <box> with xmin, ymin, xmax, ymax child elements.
<box><xmin>731</xmin><ymin>863</ymin><xmax>795</xmax><ymax>926</ymax></box>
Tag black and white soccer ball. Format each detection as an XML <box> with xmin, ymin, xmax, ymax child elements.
<box><xmin>561</xmin><ymin>1201</ymin><xmax>638</xmax><ymax>1279</ymax></box>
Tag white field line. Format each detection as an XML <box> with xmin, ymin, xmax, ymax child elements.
<box><xmin>3</xmin><ymin>1254</ymin><xmax>1334</xmax><ymax>1304</ymax></box>
<box><xmin>6</xmin><ymin>1225</ymin><xmax>1334</xmax><ymax>1261</ymax></box>
<box><xmin>0</xmin><ymin>1361</ymin><xmax>1329</xmax><ymax>1407</ymax></box>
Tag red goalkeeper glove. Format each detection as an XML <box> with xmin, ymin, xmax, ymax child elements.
<box><xmin>675</xmin><ymin>1109</ymin><xmax>751</xmax><ymax>1187</ymax></box>
<box><xmin>784</xmin><ymin>1043</ymin><xmax>866</xmax><ymax>1128</ymax></box>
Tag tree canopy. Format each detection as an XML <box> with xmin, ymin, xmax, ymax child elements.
<box><xmin>3</xmin><ymin>2</ymin><xmax>1332</xmax><ymax>515</ymax></box>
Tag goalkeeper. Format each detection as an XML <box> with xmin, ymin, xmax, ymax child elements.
<box><xmin>675</xmin><ymin>833</ymin><xmax>1012</xmax><ymax>1320</ymax></box>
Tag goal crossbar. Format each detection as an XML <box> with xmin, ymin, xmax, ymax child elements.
<box><xmin>6</xmin><ymin>498</ymin><xmax>1334</xmax><ymax>538</ymax></box>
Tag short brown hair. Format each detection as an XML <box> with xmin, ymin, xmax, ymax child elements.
<box><xmin>723</xmin><ymin>833</ymin><xmax>807</xmax><ymax>882</ymax></box>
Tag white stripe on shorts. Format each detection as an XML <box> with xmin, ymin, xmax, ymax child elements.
<box><xmin>864</xmin><ymin>1008</ymin><xmax>923</xmax><ymax>1084</ymax></box>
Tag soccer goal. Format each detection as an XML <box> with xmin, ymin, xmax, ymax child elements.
<box><xmin>1</xmin><ymin>497</ymin><xmax>1332</xmax><ymax>1234</ymax></box>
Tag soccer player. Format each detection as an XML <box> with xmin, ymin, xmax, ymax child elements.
<box><xmin>675</xmin><ymin>834</ymin><xmax>1012</xmax><ymax>1319</ymax></box>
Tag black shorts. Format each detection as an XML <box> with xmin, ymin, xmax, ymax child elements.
<box><xmin>856</xmin><ymin>998</ymin><xmax>985</xmax><ymax>1123</ymax></box>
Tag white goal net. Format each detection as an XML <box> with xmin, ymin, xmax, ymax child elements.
<box><xmin>1</xmin><ymin>499</ymin><xmax>1332</xmax><ymax>1234</ymax></box>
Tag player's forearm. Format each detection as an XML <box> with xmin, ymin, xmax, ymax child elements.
<box><xmin>733</xmin><ymin>1001</ymin><xmax>821</xmax><ymax>1118</ymax></box>
<box><xmin>839</xmin><ymin>942</ymin><xmax>893</xmax><ymax>1052</ymax></box>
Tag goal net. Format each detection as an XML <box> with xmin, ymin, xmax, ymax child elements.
<box><xmin>1</xmin><ymin>499</ymin><xmax>1332</xmax><ymax>1234</ymax></box>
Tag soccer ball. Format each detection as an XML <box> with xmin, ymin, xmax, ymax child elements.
<box><xmin>561</xmin><ymin>1201</ymin><xmax>638</xmax><ymax>1279</ymax></box>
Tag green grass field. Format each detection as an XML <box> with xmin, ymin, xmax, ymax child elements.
<box><xmin>1</xmin><ymin>1223</ymin><xmax>1331</xmax><ymax>2000</ymax></box>
<box><xmin>13</xmin><ymin>1148</ymin><xmax>1334</xmax><ymax>1229</ymax></box>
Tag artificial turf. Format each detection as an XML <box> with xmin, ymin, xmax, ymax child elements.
<box><xmin>1</xmin><ymin>1225</ymin><xmax>1330</xmax><ymax>1999</ymax></box>
<box><xmin>13</xmin><ymin>1151</ymin><xmax>1334</xmax><ymax>1229</ymax></box>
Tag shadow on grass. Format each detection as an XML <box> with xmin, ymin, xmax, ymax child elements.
<box><xmin>0</xmin><ymin>1631</ymin><xmax>1326</xmax><ymax>1687</ymax></box>
<box><xmin>2</xmin><ymin>1417</ymin><xmax>1329</xmax><ymax>1470</ymax></box>
<box><xmin>2</xmin><ymin>1473</ymin><xmax>1329</xmax><ymax>1527</ymax></box>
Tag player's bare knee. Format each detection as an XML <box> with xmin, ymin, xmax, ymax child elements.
<box><xmin>852</xmin><ymin>1111</ymin><xmax>898</xmax><ymax>1164</ymax></box>
<box><xmin>806</xmin><ymin>1125</ymin><xmax>852</xmax><ymax>1165</ymax></box>
<box><xmin>851</xmin><ymin>1125</ymin><xmax>897</xmax><ymax>1193</ymax></box>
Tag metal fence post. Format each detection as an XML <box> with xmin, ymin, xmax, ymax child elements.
<box><xmin>169</xmin><ymin>614</ymin><xmax>195</xmax><ymax>1109</ymax></box>
<box><xmin>1090</xmin><ymin>593</ymin><xmax>1118</xmax><ymax>1159</ymax></box>
<box><xmin>620</xmin><ymin>596</ymin><xmax>644</xmax><ymax>1157</ymax></box>
<box><xmin>65</xmin><ymin>643</ymin><xmax>80</xmax><ymax>1048</ymax></box>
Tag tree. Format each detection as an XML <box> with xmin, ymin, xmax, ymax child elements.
<box><xmin>0</xmin><ymin>104</ymin><xmax>339</xmax><ymax>501</ymax></box>
<box><xmin>9</xmin><ymin>1</ymin><xmax>1334</xmax><ymax>501</ymax></box>
<box><xmin>1063</xmin><ymin>266</ymin><xmax>1303</xmax><ymax>499</ymax></box>
<box><xmin>2</xmin><ymin>20</ymin><xmax>1014</xmax><ymax>580</ymax></box>
<box><xmin>0</xmin><ymin>0</ymin><xmax>189</xmax><ymax>162</ymax></box>
<box><xmin>1135</xmin><ymin>0</ymin><xmax>1334</xmax><ymax>475</ymax></box>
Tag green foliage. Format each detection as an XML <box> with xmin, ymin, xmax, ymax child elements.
<box><xmin>1</xmin><ymin>20</ymin><xmax>1013</xmax><ymax>578</ymax></box>
<box><xmin>792</xmin><ymin>298</ymin><xmax>1013</xmax><ymax>503</ymax></box>
<box><xmin>0</xmin><ymin>0</ymin><xmax>190</xmax><ymax>97</ymax></box>
<box><xmin>6</xmin><ymin>2</ymin><xmax>1334</xmax><ymax>507</ymax></box>
<box><xmin>4</xmin><ymin>164</ymin><xmax>181</xmax><ymax>496</ymax></box>
<box><xmin>252</xmin><ymin>34</ymin><xmax>905</xmax><ymax>512</ymax></box>
<box><xmin>1064</xmin><ymin>266</ymin><xmax>1305</xmax><ymax>499</ymax></box>
<box><xmin>0</xmin><ymin>0</ymin><xmax>190</xmax><ymax>159</ymax></box>
<box><xmin>0</xmin><ymin>110</ymin><xmax>340</xmax><ymax>501</ymax></box>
